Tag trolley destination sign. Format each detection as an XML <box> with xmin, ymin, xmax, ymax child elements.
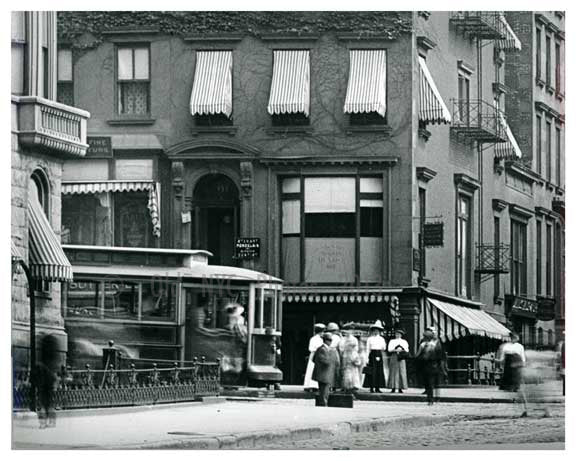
<box><xmin>235</xmin><ymin>237</ymin><xmax>260</xmax><ymax>260</ymax></box>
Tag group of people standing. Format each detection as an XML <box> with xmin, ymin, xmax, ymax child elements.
<box><xmin>303</xmin><ymin>320</ymin><xmax>412</xmax><ymax>403</ymax></box>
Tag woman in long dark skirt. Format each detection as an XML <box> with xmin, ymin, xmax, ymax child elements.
<box><xmin>362</xmin><ymin>320</ymin><xmax>386</xmax><ymax>393</ymax></box>
<box><xmin>498</xmin><ymin>332</ymin><xmax>528</xmax><ymax>416</ymax></box>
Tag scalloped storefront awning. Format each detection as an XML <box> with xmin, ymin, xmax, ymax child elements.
<box><xmin>344</xmin><ymin>49</ymin><xmax>387</xmax><ymax>117</ymax></box>
<box><xmin>282</xmin><ymin>287</ymin><xmax>400</xmax><ymax>304</ymax></box>
<box><xmin>268</xmin><ymin>50</ymin><xmax>310</xmax><ymax>116</ymax></box>
<box><xmin>189</xmin><ymin>51</ymin><xmax>233</xmax><ymax>117</ymax></box>
<box><xmin>418</xmin><ymin>56</ymin><xmax>452</xmax><ymax>125</ymax></box>
<box><xmin>62</xmin><ymin>180</ymin><xmax>161</xmax><ymax>238</ymax></box>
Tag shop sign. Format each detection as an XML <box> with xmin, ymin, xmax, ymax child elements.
<box><xmin>536</xmin><ymin>297</ymin><xmax>556</xmax><ymax>321</ymax></box>
<box><xmin>423</xmin><ymin>222</ymin><xmax>444</xmax><ymax>247</ymax></box>
<box><xmin>86</xmin><ymin>136</ymin><xmax>113</xmax><ymax>158</ymax></box>
<box><xmin>235</xmin><ymin>238</ymin><xmax>260</xmax><ymax>260</ymax></box>
<box><xmin>505</xmin><ymin>294</ymin><xmax>538</xmax><ymax>319</ymax></box>
<box><xmin>412</xmin><ymin>248</ymin><xmax>421</xmax><ymax>272</ymax></box>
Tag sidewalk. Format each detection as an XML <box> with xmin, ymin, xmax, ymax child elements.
<box><xmin>12</xmin><ymin>388</ymin><xmax>564</xmax><ymax>450</ymax></box>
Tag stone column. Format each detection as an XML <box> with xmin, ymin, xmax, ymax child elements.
<box><xmin>171</xmin><ymin>161</ymin><xmax>185</xmax><ymax>249</ymax></box>
<box><xmin>398</xmin><ymin>287</ymin><xmax>423</xmax><ymax>353</ymax></box>
<box><xmin>240</xmin><ymin>161</ymin><xmax>253</xmax><ymax>269</ymax></box>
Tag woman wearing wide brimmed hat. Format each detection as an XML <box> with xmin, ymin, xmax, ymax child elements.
<box><xmin>387</xmin><ymin>328</ymin><xmax>409</xmax><ymax>393</ymax></box>
<box><xmin>362</xmin><ymin>320</ymin><xmax>386</xmax><ymax>393</ymax></box>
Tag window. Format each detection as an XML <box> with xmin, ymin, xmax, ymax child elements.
<box><xmin>536</xmin><ymin>220</ymin><xmax>542</xmax><ymax>295</ymax></box>
<box><xmin>494</xmin><ymin>216</ymin><xmax>501</xmax><ymax>299</ymax></box>
<box><xmin>456</xmin><ymin>195</ymin><xmax>472</xmax><ymax>298</ymax></box>
<box><xmin>510</xmin><ymin>219</ymin><xmax>527</xmax><ymax>296</ymax></box>
<box><xmin>42</xmin><ymin>46</ymin><xmax>49</xmax><ymax>99</ymax></box>
<box><xmin>457</xmin><ymin>73</ymin><xmax>471</xmax><ymax>125</ymax></box>
<box><xmin>556</xmin><ymin>127</ymin><xmax>562</xmax><ymax>186</ymax></box>
<box><xmin>537</xmin><ymin>327</ymin><xmax>544</xmax><ymax>347</ymax></box>
<box><xmin>528</xmin><ymin>325</ymin><xmax>536</xmax><ymax>347</ymax></box>
<box><xmin>536</xmin><ymin>28</ymin><xmax>542</xmax><ymax>81</ymax></box>
<box><xmin>30</xmin><ymin>170</ymin><xmax>51</xmax><ymax>293</ymax></box>
<box><xmin>114</xmin><ymin>192</ymin><xmax>154</xmax><ymax>247</ymax></box>
<box><xmin>548</xmin><ymin>329</ymin><xmax>554</xmax><ymax>346</ymax></box>
<box><xmin>271</xmin><ymin>112</ymin><xmax>310</xmax><ymax>127</ymax></box>
<box><xmin>57</xmin><ymin>48</ymin><xmax>73</xmax><ymax>106</ymax></box>
<box><xmin>61</xmin><ymin>195</ymin><xmax>98</xmax><ymax>245</ymax></box>
<box><xmin>280</xmin><ymin>176</ymin><xmax>384</xmax><ymax>284</ymax></box>
<box><xmin>11</xmin><ymin>11</ymin><xmax>27</xmax><ymax>95</ymax></box>
<box><xmin>117</xmin><ymin>45</ymin><xmax>150</xmax><ymax>115</ymax></box>
<box><xmin>536</xmin><ymin>115</ymin><xmax>542</xmax><ymax>175</ymax></box>
<box><xmin>546</xmin><ymin>223</ymin><xmax>553</xmax><ymax>296</ymax></box>
<box><xmin>545</xmin><ymin>35</ymin><xmax>552</xmax><ymax>86</ymax></box>
<box><xmin>194</xmin><ymin>113</ymin><xmax>233</xmax><ymax>127</ymax></box>
<box><xmin>419</xmin><ymin>188</ymin><xmax>426</xmax><ymax>276</ymax></box>
<box><xmin>546</xmin><ymin>120</ymin><xmax>552</xmax><ymax>181</ymax></box>
<box><xmin>555</xmin><ymin>42</ymin><xmax>562</xmax><ymax>93</ymax></box>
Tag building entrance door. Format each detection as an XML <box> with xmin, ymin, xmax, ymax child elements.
<box><xmin>193</xmin><ymin>174</ymin><xmax>239</xmax><ymax>266</ymax></box>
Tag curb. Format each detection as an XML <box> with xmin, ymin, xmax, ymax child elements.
<box><xmin>104</xmin><ymin>413</ymin><xmax>456</xmax><ymax>450</ymax></box>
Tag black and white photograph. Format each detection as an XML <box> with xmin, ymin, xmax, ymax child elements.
<box><xmin>5</xmin><ymin>2</ymin><xmax>570</xmax><ymax>453</ymax></box>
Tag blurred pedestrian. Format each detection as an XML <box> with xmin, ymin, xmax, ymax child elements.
<box><xmin>312</xmin><ymin>332</ymin><xmax>341</xmax><ymax>406</ymax></box>
<box><xmin>35</xmin><ymin>334</ymin><xmax>59</xmax><ymax>428</ymax></box>
<box><xmin>363</xmin><ymin>320</ymin><xmax>386</xmax><ymax>393</ymax></box>
<box><xmin>338</xmin><ymin>333</ymin><xmax>362</xmax><ymax>393</ymax></box>
<box><xmin>556</xmin><ymin>332</ymin><xmax>565</xmax><ymax>396</ymax></box>
<box><xmin>415</xmin><ymin>327</ymin><xmax>446</xmax><ymax>405</ymax></box>
<box><xmin>497</xmin><ymin>332</ymin><xmax>528</xmax><ymax>416</ymax></box>
<box><xmin>303</xmin><ymin>323</ymin><xmax>325</xmax><ymax>392</ymax></box>
<box><xmin>387</xmin><ymin>328</ymin><xmax>409</xmax><ymax>393</ymax></box>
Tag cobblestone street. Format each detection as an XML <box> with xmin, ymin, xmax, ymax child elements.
<box><xmin>255</xmin><ymin>403</ymin><xmax>565</xmax><ymax>450</ymax></box>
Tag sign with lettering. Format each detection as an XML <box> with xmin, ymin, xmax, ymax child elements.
<box><xmin>505</xmin><ymin>295</ymin><xmax>538</xmax><ymax>319</ymax></box>
<box><xmin>412</xmin><ymin>248</ymin><xmax>421</xmax><ymax>272</ymax></box>
<box><xmin>423</xmin><ymin>222</ymin><xmax>444</xmax><ymax>247</ymax></box>
<box><xmin>536</xmin><ymin>297</ymin><xmax>556</xmax><ymax>321</ymax></box>
<box><xmin>86</xmin><ymin>136</ymin><xmax>113</xmax><ymax>158</ymax></box>
<box><xmin>235</xmin><ymin>238</ymin><xmax>260</xmax><ymax>260</ymax></box>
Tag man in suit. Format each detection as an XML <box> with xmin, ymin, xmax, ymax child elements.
<box><xmin>312</xmin><ymin>332</ymin><xmax>341</xmax><ymax>406</ymax></box>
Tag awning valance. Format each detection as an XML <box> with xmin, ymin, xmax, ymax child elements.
<box><xmin>344</xmin><ymin>49</ymin><xmax>387</xmax><ymax>117</ymax></box>
<box><xmin>28</xmin><ymin>197</ymin><xmax>73</xmax><ymax>282</ymax></box>
<box><xmin>426</xmin><ymin>298</ymin><xmax>511</xmax><ymax>342</ymax></box>
<box><xmin>189</xmin><ymin>51</ymin><xmax>233</xmax><ymax>117</ymax></box>
<box><xmin>62</xmin><ymin>181</ymin><xmax>161</xmax><ymax>238</ymax></box>
<box><xmin>495</xmin><ymin>113</ymin><xmax>523</xmax><ymax>159</ymax></box>
<box><xmin>282</xmin><ymin>287</ymin><xmax>400</xmax><ymax>304</ymax></box>
<box><xmin>267</xmin><ymin>50</ymin><xmax>310</xmax><ymax>116</ymax></box>
<box><xmin>418</xmin><ymin>56</ymin><xmax>452</xmax><ymax>125</ymax></box>
<box><xmin>496</xmin><ymin>15</ymin><xmax>522</xmax><ymax>51</ymax></box>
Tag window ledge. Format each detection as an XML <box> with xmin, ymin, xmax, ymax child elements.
<box><xmin>33</xmin><ymin>291</ymin><xmax>52</xmax><ymax>300</ymax></box>
<box><xmin>266</xmin><ymin>126</ymin><xmax>313</xmax><ymax>136</ymax></box>
<box><xmin>535</xmin><ymin>78</ymin><xmax>546</xmax><ymax>88</ymax></box>
<box><xmin>555</xmin><ymin>91</ymin><xmax>565</xmax><ymax>101</ymax></box>
<box><xmin>545</xmin><ymin>181</ymin><xmax>555</xmax><ymax>191</ymax></box>
<box><xmin>546</xmin><ymin>84</ymin><xmax>556</xmax><ymax>95</ymax></box>
<box><xmin>107</xmin><ymin>118</ymin><xmax>156</xmax><ymax>126</ymax></box>
<box><xmin>191</xmin><ymin>126</ymin><xmax>237</xmax><ymax>136</ymax></box>
<box><xmin>345</xmin><ymin>125</ymin><xmax>392</xmax><ymax>136</ymax></box>
<box><xmin>418</xmin><ymin>127</ymin><xmax>431</xmax><ymax>141</ymax></box>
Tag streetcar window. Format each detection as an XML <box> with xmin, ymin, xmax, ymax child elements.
<box><xmin>66</xmin><ymin>280</ymin><xmax>101</xmax><ymax>318</ymax></box>
<box><xmin>106</xmin><ymin>281</ymin><xmax>139</xmax><ymax>320</ymax></box>
<box><xmin>141</xmin><ymin>281</ymin><xmax>177</xmax><ymax>321</ymax></box>
<box><xmin>254</xmin><ymin>288</ymin><xmax>262</xmax><ymax>329</ymax></box>
<box><xmin>263</xmin><ymin>289</ymin><xmax>276</xmax><ymax>329</ymax></box>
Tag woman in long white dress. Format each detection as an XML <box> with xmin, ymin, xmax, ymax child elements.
<box><xmin>303</xmin><ymin>323</ymin><xmax>326</xmax><ymax>391</ymax></box>
<box><xmin>339</xmin><ymin>333</ymin><xmax>362</xmax><ymax>392</ymax></box>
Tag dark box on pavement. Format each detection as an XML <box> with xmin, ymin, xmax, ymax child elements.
<box><xmin>328</xmin><ymin>393</ymin><xmax>354</xmax><ymax>408</ymax></box>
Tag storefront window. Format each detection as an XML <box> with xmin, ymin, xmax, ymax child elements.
<box><xmin>141</xmin><ymin>280</ymin><xmax>177</xmax><ymax>321</ymax></box>
<box><xmin>66</xmin><ymin>280</ymin><xmax>101</xmax><ymax>318</ymax></box>
<box><xmin>62</xmin><ymin>195</ymin><xmax>99</xmax><ymax>245</ymax></box>
<box><xmin>114</xmin><ymin>192</ymin><xmax>153</xmax><ymax>247</ymax></box>
<box><xmin>105</xmin><ymin>281</ymin><xmax>139</xmax><ymax>320</ymax></box>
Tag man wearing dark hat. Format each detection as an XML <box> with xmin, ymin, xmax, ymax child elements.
<box><xmin>415</xmin><ymin>327</ymin><xmax>446</xmax><ymax>405</ymax></box>
<box><xmin>312</xmin><ymin>332</ymin><xmax>341</xmax><ymax>406</ymax></box>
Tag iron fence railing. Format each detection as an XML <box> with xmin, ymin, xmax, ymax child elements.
<box><xmin>449</xmin><ymin>12</ymin><xmax>507</xmax><ymax>39</ymax></box>
<box><xmin>446</xmin><ymin>354</ymin><xmax>502</xmax><ymax>385</ymax></box>
<box><xmin>451</xmin><ymin>99</ymin><xmax>504</xmax><ymax>141</ymax></box>
<box><xmin>13</xmin><ymin>358</ymin><xmax>220</xmax><ymax>411</ymax></box>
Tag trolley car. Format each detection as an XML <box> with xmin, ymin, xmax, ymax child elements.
<box><xmin>62</xmin><ymin>245</ymin><xmax>283</xmax><ymax>386</ymax></box>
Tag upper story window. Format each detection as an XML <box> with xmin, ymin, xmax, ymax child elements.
<box><xmin>545</xmin><ymin>35</ymin><xmax>552</xmax><ymax>87</ymax></box>
<box><xmin>344</xmin><ymin>49</ymin><xmax>387</xmax><ymax>126</ymax></box>
<box><xmin>457</xmin><ymin>64</ymin><xmax>472</xmax><ymax>125</ymax></box>
<box><xmin>11</xmin><ymin>12</ymin><xmax>27</xmax><ymax>95</ymax></box>
<box><xmin>536</xmin><ymin>27</ymin><xmax>542</xmax><ymax>81</ymax></box>
<box><xmin>510</xmin><ymin>218</ymin><xmax>528</xmax><ymax>296</ymax></box>
<box><xmin>117</xmin><ymin>45</ymin><xmax>150</xmax><ymax>116</ymax></box>
<box><xmin>555</xmin><ymin>40</ymin><xmax>563</xmax><ymax>96</ymax></box>
<box><xmin>536</xmin><ymin>114</ymin><xmax>542</xmax><ymax>175</ymax></box>
<box><xmin>456</xmin><ymin>194</ymin><xmax>472</xmax><ymax>298</ymax></box>
<box><xmin>190</xmin><ymin>50</ymin><xmax>233</xmax><ymax>126</ymax></box>
<box><xmin>556</xmin><ymin>126</ymin><xmax>562</xmax><ymax>187</ymax></box>
<box><xmin>268</xmin><ymin>49</ymin><xmax>310</xmax><ymax>126</ymax></box>
<box><xmin>546</xmin><ymin>119</ymin><xmax>552</xmax><ymax>181</ymax></box>
<box><xmin>30</xmin><ymin>169</ymin><xmax>50</xmax><ymax>217</ymax></box>
<box><xmin>57</xmin><ymin>48</ymin><xmax>73</xmax><ymax>106</ymax></box>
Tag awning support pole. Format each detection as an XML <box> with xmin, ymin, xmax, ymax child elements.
<box><xmin>18</xmin><ymin>262</ymin><xmax>37</xmax><ymax>412</ymax></box>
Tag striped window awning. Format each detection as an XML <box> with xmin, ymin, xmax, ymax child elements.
<box><xmin>418</xmin><ymin>56</ymin><xmax>452</xmax><ymax>125</ymax></box>
<box><xmin>268</xmin><ymin>50</ymin><xmax>310</xmax><ymax>116</ymax></box>
<box><xmin>496</xmin><ymin>14</ymin><xmax>522</xmax><ymax>51</ymax></box>
<box><xmin>189</xmin><ymin>51</ymin><xmax>233</xmax><ymax>117</ymax></box>
<box><xmin>11</xmin><ymin>240</ymin><xmax>24</xmax><ymax>262</ymax></box>
<box><xmin>344</xmin><ymin>49</ymin><xmax>387</xmax><ymax>117</ymax></box>
<box><xmin>28</xmin><ymin>196</ymin><xmax>73</xmax><ymax>282</ymax></box>
<box><xmin>62</xmin><ymin>181</ymin><xmax>161</xmax><ymax>238</ymax></box>
<box><xmin>425</xmin><ymin>298</ymin><xmax>511</xmax><ymax>343</ymax></box>
<box><xmin>495</xmin><ymin>113</ymin><xmax>523</xmax><ymax>159</ymax></box>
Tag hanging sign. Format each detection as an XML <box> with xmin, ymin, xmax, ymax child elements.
<box><xmin>505</xmin><ymin>295</ymin><xmax>538</xmax><ymax>319</ymax></box>
<box><xmin>536</xmin><ymin>297</ymin><xmax>556</xmax><ymax>321</ymax></box>
<box><xmin>423</xmin><ymin>222</ymin><xmax>444</xmax><ymax>247</ymax></box>
<box><xmin>235</xmin><ymin>238</ymin><xmax>260</xmax><ymax>260</ymax></box>
<box><xmin>86</xmin><ymin>136</ymin><xmax>113</xmax><ymax>158</ymax></box>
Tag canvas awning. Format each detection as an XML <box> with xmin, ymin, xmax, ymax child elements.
<box><xmin>189</xmin><ymin>50</ymin><xmax>233</xmax><ymax>117</ymax></box>
<box><xmin>495</xmin><ymin>113</ymin><xmax>523</xmax><ymax>159</ymax></box>
<box><xmin>343</xmin><ymin>49</ymin><xmax>387</xmax><ymax>117</ymax></box>
<box><xmin>496</xmin><ymin>15</ymin><xmax>522</xmax><ymax>51</ymax></box>
<box><xmin>267</xmin><ymin>50</ymin><xmax>310</xmax><ymax>116</ymax></box>
<box><xmin>62</xmin><ymin>180</ymin><xmax>161</xmax><ymax>238</ymax></box>
<box><xmin>11</xmin><ymin>240</ymin><xmax>24</xmax><ymax>262</ymax></box>
<box><xmin>418</xmin><ymin>56</ymin><xmax>452</xmax><ymax>125</ymax></box>
<box><xmin>426</xmin><ymin>298</ymin><xmax>511</xmax><ymax>342</ymax></box>
<box><xmin>28</xmin><ymin>196</ymin><xmax>73</xmax><ymax>282</ymax></box>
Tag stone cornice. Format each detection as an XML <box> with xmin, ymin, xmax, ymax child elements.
<box><xmin>492</xmin><ymin>199</ymin><xmax>508</xmax><ymax>212</ymax></box>
<box><xmin>454</xmin><ymin>173</ymin><xmax>480</xmax><ymax>191</ymax></box>
<box><xmin>416</xmin><ymin>166</ymin><xmax>437</xmax><ymax>183</ymax></box>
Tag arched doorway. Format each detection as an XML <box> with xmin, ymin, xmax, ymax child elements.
<box><xmin>193</xmin><ymin>174</ymin><xmax>239</xmax><ymax>266</ymax></box>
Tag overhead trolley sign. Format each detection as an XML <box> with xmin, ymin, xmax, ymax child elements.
<box><xmin>235</xmin><ymin>238</ymin><xmax>260</xmax><ymax>260</ymax></box>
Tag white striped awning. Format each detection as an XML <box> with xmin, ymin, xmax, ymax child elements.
<box><xmin>496</xmin><ymin>14</ymin><xmax>522</xmax><ymax>51</ymax></box>
<box><xmin>11</xmin><ymin>240</ymin><xmax>24</xmax><ymax>262</ymax></box>
<box><xmin>28</xmin><ymin>196</ymin><xmax>73</xmax><ymax>282</ymax></box>
<box><xmin>425</xmin><ymin>298</ymin><xmax>511</xmax><ymax>343</ymax></box>
<box><xmin>418</xmin><ymin>56</ymin><xmax>452</xmax><ymax>125</ymax></box>
<box><xmin>62</xmin><ymin>181</ymin><xmax>161</xmax><ymax>238</ymax></box>
<box><xmin>495</xmin><ymin>113</ymin><xmax>523</xmax><ymax>159</ymax></box>
<box><xmin>267</xmin><ymin>50</ymin><xmax>310</xmax><ymax>116</ymax></box>
<box><xmin>343</xmin><ymin>49</ymin><xmax>387</xmax><ymax>117</ymax></box>
<box><xmin>189</xmin><ymin>51</ymin><xmax>233</xmax><ymax>117</ymax></box>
